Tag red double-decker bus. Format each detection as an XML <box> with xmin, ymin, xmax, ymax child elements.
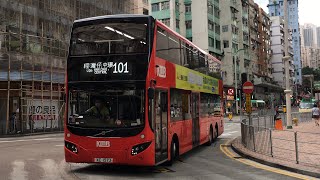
<box><xmin>65</xmin><ymin>15</ymin><xmax>224</xmax><ymax>166</ymax></box>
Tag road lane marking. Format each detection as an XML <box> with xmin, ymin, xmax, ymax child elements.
<box><xmin>10</xmin><ymin>160</ymin><xmax>28</xmax><ymax>180</ymax></box>
<box><xmin>219</xmin><ymin>131</ymin><xmax>239</xmax><ymax>137</ymax></box>
<box><xmin>220</xmin><ymin>140</ymin><xmax>317</xmax><ymax>180</ymax></box>
<box><xmin>55</xmin><ymin>144</ymin><xmax>64</xmax><ymax>147</ymax></box>
<box><xmin>0</xmin><ymin>138</ymin><xmax>60</xmax><ymax>144</ymax></box>
<box><xmin>40</xmin><ymin>159</ymin><xmax>60</xmax><ymax>180</ymax></box>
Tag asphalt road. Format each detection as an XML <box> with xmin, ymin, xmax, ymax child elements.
<box><xmin>0</xmin><ymin>122</ymin><xmax>300</xmax><ymax>180</ymax></box>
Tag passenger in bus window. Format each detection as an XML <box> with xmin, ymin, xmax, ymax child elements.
<box><xmin>85</xmin><ymin>99</ymin><xmax>110</xmax><ymax>121</ymax></box>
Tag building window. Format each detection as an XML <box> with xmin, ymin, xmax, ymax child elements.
<box><xmin>215</xmin><ymin>24</ymin><xmax>220</xmax><ymax>34</ymax></box>
<box><xmin>223</xmin><ymin>40</ymin><xmax>229</xmax><ymax>48</ymax></box>
<box><xmin>161</xmin><ymin>18</ymin><xmax>170</xmax><ymax>26</ymax></box>
<box><xmin>176</xmin><ymin>19</ymin><xmax>180</xmax><ymax>29</ymax></box>
<box><xmin>222</xmin><ymin>25</ymin><xmax>228</xmax><ymax>32</ymax></box>
<box><xmin>207</xmin><ymin>1</ymin><xmax>213</xmax><ymax>15</ymax></box>
<box><xmin>208</xmin><ymin>37</ymin><xmax>214</xmax><ymax>47</ymax></box>
<box><xmin>186</xmin><ymin>20</ymin><xmax>192</xmax><ymax>29</ymax></box>
<box><xmin>161</xmin><ymin>1</ymin><xmax>170</xmax><ymax>10</ymax></box>
<box><xmin>208</xmin><ymin>20</ymin><xmax>214</xmax><ymax>31</ymax></box>
<box><xmin>152</xmin><ymin>3</ymin><xmax>160</xmax><ymax>11</ymax></box>
<box><xmin>216</xmin><ymin>40</ymin><xmax>221</xmax><ymax>50</ymax></box>
<box><xmin>185</xmin><ymin>4</ymin><xmax>191</xmax><ymax>13</ymax></box>
<box><xmin>214</xmin><ymin>6</ymin><xmax>220</xmax><ymax>18</ymax></box>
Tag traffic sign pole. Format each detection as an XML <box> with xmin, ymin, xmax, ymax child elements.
<box><xmin>243</xmin><ymin>82</ymin><xmax>254</xmax><ymax>135</ymax></box>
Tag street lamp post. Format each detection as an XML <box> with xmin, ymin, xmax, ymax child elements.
<box><xmin>283</xmin><ymin>0</ymin><xmax>292</xmax><ymax>129</ymax></box>
<box><xmin>233</xmin><ymin>49</ymin><xmax>245</xmax><ymax>115</ymax></box>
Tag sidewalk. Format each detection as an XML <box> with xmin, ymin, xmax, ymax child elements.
<box><xmin>232</xmin><ymin>121</ymin><xmax>320</xmax><ymax>177</ymax></box>
<box><xmin>224</xmin><ymin>115</ymin><xmax>241</xmax><ymax>123</ymax></box>
<box><xmin>0</xmin><ymin>130</ymin><xmax>63</xmax><ymax>138</ymax></box>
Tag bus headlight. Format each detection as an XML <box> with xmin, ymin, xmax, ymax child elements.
<box><xmin>65</xmin><ymin>141</ymin><xmax>78</xmax><ymax>154</ymax></box>
<box><xmin>131</xmin><ymin>142</ymin><xmax>151</xmax><ymax>156</ymax></box>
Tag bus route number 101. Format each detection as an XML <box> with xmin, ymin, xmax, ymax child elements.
<box><xmin>113</xmin><ymin>62</ymin><xmax>129</xmax><ymax>74</ymax></box>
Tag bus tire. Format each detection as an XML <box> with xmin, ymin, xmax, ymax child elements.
<box><xmin>168</xmin><ymin>137</ymin><xmax>179</xmax><ymax>165</ymax></box>
<box><xmin>214</xmin><ymin>125</ymin><xmax>219</xmax><ymax>140</ymax></box>
<box><xmin>205</xmin><ymin>126</ymin><xmax>213</xmax><ymax>146</ymax></box>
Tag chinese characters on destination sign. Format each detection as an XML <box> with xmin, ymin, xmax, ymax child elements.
<box><xmin>83</xmin><ymin>62</ymin><xmax>129</xmax><ymax>75</ymax></box>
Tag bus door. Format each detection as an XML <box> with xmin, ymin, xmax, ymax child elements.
<box><xmin>154</xmin><ymin>90</ymin><xmax>168</xmax><ymax>163</ymax></box>
<box><xmin>191</xmin><ymin>93</ymin><xmax>200</xmax><ymax>147</ymax></box>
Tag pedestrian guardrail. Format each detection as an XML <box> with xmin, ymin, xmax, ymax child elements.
<box><xmin>239</xmin><ymin>113</ymin><xmax>320</xmax><ymax>168</ymax></box>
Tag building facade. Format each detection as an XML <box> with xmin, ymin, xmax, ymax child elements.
<box><xmin>270</xmin><ymin>16</ymin><xmax>295</xmax><ymax>90</ymax></box>
<box><xmin>129</xmin><ymin>0</ymin><xmax>149</xmax><ymax>15</ymax></box>
<box><xmin>150</xmin><ymin>0</ymin><xmax>222</xmax><ymax>58</ymax></box>
<box><xmin>0</xmin><ymin>0</ymin><xmax>129</xmax><ymax>135</ymax></box>
<box><xmin>300</xmin><ymin>23</ymin><xmax>317</xmax><ymax>47</ymax></box>
<box><xmin>268</xmin><ymin>0</ymin><xmax>301</xmax><ymax>85</ymax></box>
<box><xmin>301</xmin><ymin>47</ymin><xmax>320</xmax><ymax>69</ymax></box>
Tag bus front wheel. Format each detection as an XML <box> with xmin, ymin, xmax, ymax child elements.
<box><xmin>168</xmin><ymin>138</ymin><xmax>179</xmax><ymax>165</ymax></box>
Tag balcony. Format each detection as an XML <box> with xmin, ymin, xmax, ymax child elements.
<box><xmin>242</xmin><ymin>26</ymin><xmax>249</xmax><ymax>33</ymax></box>
<box><xmin>232</xmin><ymin>34</ymin><xmax>238</xmax><ymax>41</ymax></box>
<box><xmin>230</xmin><ymin>0</ymin><xmax>237</xmax><ymax>8</ymax></box>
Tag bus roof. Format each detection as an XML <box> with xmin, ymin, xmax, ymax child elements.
<box><xmin>73</xmin><ymin>14</ymin><xmax>221</xmax><ymax>64</ymax></box>
<box><xmin>74</xmin><ymin>14</ymin><xmax>153</xmax><ymax>23</ymax></box>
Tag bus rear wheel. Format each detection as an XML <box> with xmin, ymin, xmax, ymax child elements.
<box><xmin>205</xmin><ymin>127</ymin><xmax>213</xmax><ymax>146</ymax></box>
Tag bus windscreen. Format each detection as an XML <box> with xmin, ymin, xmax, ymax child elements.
<box><xmin>68</xmin><ymin>87</ymin><xmax>145</xmax><ymax>130</ymax></box>
<box><xmin>70</xmin><ymin>22</ymin><xmax>148</xmax><ymax>55</ymax></box>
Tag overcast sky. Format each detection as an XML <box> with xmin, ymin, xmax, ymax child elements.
<box><xmin>255</xmin><ymin>0</ymin><xmax>320</xmax><ymax>26</ymax></box>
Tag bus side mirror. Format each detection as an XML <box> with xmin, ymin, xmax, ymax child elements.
<box><xmin>148</xmin><ymin>88</ymin><xmax>155</xmax><ymax>99</ymax></box>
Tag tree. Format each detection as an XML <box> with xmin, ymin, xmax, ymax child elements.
<box><xmin>301</xmin><ymin>66</ymin><xmax>314</xmax><ymax>75</ymax></box>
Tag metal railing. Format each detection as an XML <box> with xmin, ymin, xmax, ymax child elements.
<box><xmin>240</xmin><ymin>113</ymin><xmax>320</xmax><ymax>168</ymax></box>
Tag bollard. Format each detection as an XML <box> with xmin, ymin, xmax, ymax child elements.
<box><xmin>292</xmin><ymin>118</ymin><xmax>298</xmax><ymax>126</ymax></box>
<box><xmin>275</xmin><ymin>117</ymin><xmax>283</xmax><ymax>130</ymax></box>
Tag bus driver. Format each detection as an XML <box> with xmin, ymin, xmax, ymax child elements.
<box><xmin>85</xmin><ymin>99</ymin><xmax>110</xmax><ymax>121</ymax></box>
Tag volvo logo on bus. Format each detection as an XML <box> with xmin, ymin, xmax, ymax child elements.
<box><xmin>96</xmin><ymin>141</ymin><xmax>111</xmax><ymax>147</ymax></box>
<box><xmin>156</xmin><ymin>65</ymin><xmax>166</xmax><ymax>78</ymax></box>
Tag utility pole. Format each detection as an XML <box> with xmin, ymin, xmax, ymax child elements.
<box><xmin>283</xmin><ymin>0</ymin><xmax>292</xmax><ymax>129</ymax></box>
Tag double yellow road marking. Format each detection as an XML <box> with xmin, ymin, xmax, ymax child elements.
<box><xmin>220</xmin><ymin>139</ymin><xmax>318</xmax><ymax>180</ymax></box>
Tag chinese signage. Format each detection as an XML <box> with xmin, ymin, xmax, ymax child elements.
<box><xmin>83</xmin><ymin>62</ymin><xmax>130</xmax><ymax>75</ymax></box>
<box><xmin>175</xmin><ymin>65</ymin><xmax>219</xmax><ymax>94</ymax></box>
<box><xmin>245</xmin><ymin>94</ymin><xmax>252</xmax><ymax>114</ymax></box>
<box><xmin>27</xmin><ymin>99</ymin><xmax>59</xmax><ymax>129</ymax></box>
<box><xmin>227</xmin><ymin>95</ymin><xmax>234</xmax><ymax>101</ymax></box>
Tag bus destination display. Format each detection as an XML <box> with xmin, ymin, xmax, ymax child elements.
<box><xmin>83</xmin><ymin>61</ymin><xmax>130</xmax><ymax>75</ymax></box>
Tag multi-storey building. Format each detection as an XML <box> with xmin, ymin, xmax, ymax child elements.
<box><xmin>129</xmin><ymin>0</ymin><xmax>149</xmax><ymax>15</ymax></box>
<box><xmin>219</xmin><ymin>0</ymin><xmax>279</xmax><ymax>108</ymax></box>
<box><xmin>301</xmin><ymin>47</ymin><xmax>320</xmax><ymax>69</ymax></box>
<box><xmin>268</xmin><ymin>0</ymin><xmax>302</xmax><ymax>85</ymax></box>
<box><xmin>300</xmin><ymin>23</ymin><xmax>317</xmax><ymax>47</ymax></box>
<box><xmin>0</xmin><ymin>0</ymin><xmax>129</xmax><ymax>135</ymax></box>
<box><xmin>270</xmin><ymin>16</ymin><xmax>295</xmax><ymax>89</ymax></box>
<box><xmin>150</xmin><ymin>0</ymin><xmax>222</xmax><ymax>58</ymax></box>
<box><xmin>220</xmin><ymin>0</ymin><xmax>246</xmax><ymax>90</ymax></box>
<box><xmin>317</xmin><ymin>27</ymin><xmax>320</xmax><ymax>48</ymax></box>
<box><xmin>247</xmin><ymin>0</ymin><xmax>281</xmax><ymax>104</ymax></box>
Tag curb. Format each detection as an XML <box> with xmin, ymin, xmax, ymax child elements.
<box><xmin>0</xmin><ymin>131</ymin><xmax>63</xmax><ymax>138</ymax></box>
<box><xmin>231</xmin><ymin>139</ymin><xmax>320</xmax><ymax>178</ymax></box>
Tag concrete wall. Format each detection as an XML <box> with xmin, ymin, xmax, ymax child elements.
<box><xmin>192</xmin><ymin>0</ymin><xmax>208</xmax><ymax>51</ymax></box>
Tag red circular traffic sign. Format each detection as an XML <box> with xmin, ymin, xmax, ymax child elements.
<box><xmin>227</xmin><ymin>88</ymin><xmax>234</xmax><ymax>96</ymax></box>
<box><xmin>243</xmin><ymin>81</ymin><xmax>254</xmax><ymax>94</ymax></box>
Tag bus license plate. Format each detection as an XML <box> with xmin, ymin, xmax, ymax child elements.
<box><xmin>94</xmin><ymin>158</ymin><xmax>113</xmax><ymax>163</ymax></box>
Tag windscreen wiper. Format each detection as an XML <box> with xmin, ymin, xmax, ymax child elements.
<box><xmin>91</xmin><ymin>129</ymin><xmax>114</xmax><ymax>137</ymax></box>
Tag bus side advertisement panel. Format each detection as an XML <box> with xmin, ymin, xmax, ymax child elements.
<box><xmin>175</xmin><ymin>65</ymin><xmax>219</xmax><ymax>94</ymax></box>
